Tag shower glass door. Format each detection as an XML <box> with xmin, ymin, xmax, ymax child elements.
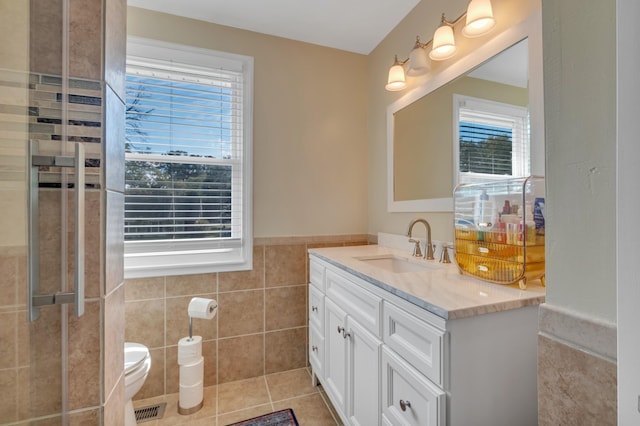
<box><xmin>0</xmin><ymin>0</ymin><xmax>94</xmax><ymax>423</ymax></box>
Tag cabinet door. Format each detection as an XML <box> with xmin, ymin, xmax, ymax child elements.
<box><xmin>381</xmin><ymin>346</ymin><xmax>445</xmax><ymax>426</ymax></box>
<box><xmin>324</xmin><ymin>297</ymin><xmax>348</xmax><ymax>417</ymax></box>
<box><xmin>309</xmin><ymin>284</ymin><xmax>324</xmax><ymax>332</ymax></box>
<box><xmin>348</xmin><ymin>317</ymin><xmax>382</xmax><ymax>426</ymax></box>
<box><xmin>309</xmin><ymin>324</ymin><xmax>324</xmax><ymax>381</ymax></box>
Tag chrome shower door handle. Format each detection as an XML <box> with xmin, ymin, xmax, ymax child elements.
<box><xmin>28</xmin><ymin>142</ymin><xmax>86</xmax><ymax>321</ymax></box>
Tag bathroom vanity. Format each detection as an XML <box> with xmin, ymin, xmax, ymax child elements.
<box><xmin>308</xmin><ymin>243</ymin><xmax>544</xmax><ymax>426</ymax></box>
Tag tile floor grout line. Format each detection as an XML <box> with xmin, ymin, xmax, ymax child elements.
<box><xmin>215</xmin><ymin>402</ymin><xmax>273</xmax><ymax>417</ymax></box>
<box><xmin>263</xmin><ymin>375</ymin><xmax>276</xmax><ymax>412</ymax></box>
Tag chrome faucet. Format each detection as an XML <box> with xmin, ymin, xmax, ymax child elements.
<box><xmin>407</xmin><ymin>218</ymin><xmax>434</xmax><ymax>260</ymax></box>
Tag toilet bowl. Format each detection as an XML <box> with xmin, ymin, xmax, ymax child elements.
<box><xmin>124</xmin><ymin>342</ymin><xmax>151</xmax><ymax>426</ymax></box>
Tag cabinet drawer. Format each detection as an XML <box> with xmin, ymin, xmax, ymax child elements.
<box><xmin>309</xmin><ymin>258</ymin><xmax>325</xmax><ymax>291</ymax></box>
<box><xmin>383</xmin><ymin>302</ymin><xmax>444</xmax><ymax>386</ymax></box>
<box><xmin>325</xmin><ymin>269</ymin><xmax>382</xmax><ymax>337</ymax></box>
<box><xmin>381</xmin><ymin>347</ymin><xmax>445</xmax><ymax>426</ymax></box>
<box><xmin>309</xmin><ymin>285</ymin><xmax>324</xmax><ymax>332</ymax></box>
<box><xmin>309</xmin><ymin>325</ymin><xmax>324</xmax><ymax>378</ymax></box>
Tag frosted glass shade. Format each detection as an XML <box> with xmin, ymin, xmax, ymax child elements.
<box><xmin>463</xmin><ymin>0</ymin><xmax>496</xmax><ymax>37</ymax></box>
<box><xmin>429</xmin><ymin>24</ymin><xmax>456</xmax><ymax>61</ymax></box>
<box><xmin>385</xmin><ymin>60</ymin><xmax>406</xmax><ymax>91</ymax></box>
<box><xmin>407</xmin><ymin>46</ymin><xmax>430</xmax><ymax>76</ymax></box>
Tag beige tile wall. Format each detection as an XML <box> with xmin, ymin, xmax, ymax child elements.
<box><xmin>0</xmin><ymin>249</ymin><xmax>28</xmax><ymax>424</ymax></box>
<box><xmin>537</xmin><ymin>304</ymin><xmax>617</xmax><ymax>424</ymax></box>
<box><xmin>126</xmin><ymin>235</ymin><xmax>370</xmax><ymax>400</ymax></box>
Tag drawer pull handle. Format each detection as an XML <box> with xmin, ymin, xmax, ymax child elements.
<box><xmin>312</xmin><ymin>305</ymin><xmax>318</xmax><ymax>312</ymax></box>
<box><xmin>337</xmin><ymin>326</ymin><xmax>351</xmax><ymax>339</ymax></box>
<box><xmin>312</xmin><ymin>345</ymin><xmax>318</xmax><ymax>352</ymax></box>
<box><xmin>399</xmin><ymin>399</ymin><xmax>411</xmax><ymax>411</ymax></box>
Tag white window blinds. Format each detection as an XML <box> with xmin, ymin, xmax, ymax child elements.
<box><xmin>455</xmin><ymin>95</ymin><xmax>529</xmax><ymax>185</ymax></box>
<box><xmin>124</xmin><ymin>38</ymin><xmax>253</xmax><ymax>278</ymax></box>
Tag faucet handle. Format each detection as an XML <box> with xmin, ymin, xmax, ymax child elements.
<box><xmin>409</xmin><ymin>239</ymin><xmax>422</xmax><ymax>257</ymax></box>
<box><xmin>440</xmin><ymin>243</ymin><xmax>451</xmax><ymax>264</ymax></box>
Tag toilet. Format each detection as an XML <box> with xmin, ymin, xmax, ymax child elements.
<box><xmin>124</xmin><ymin>342</ymin><xmax>152</xmax><ymax>426</ymax></box>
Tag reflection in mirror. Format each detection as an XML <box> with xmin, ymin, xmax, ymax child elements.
<box><xmin>393</xmin><ymin>39</ymin><xmax>528</xmax><ymax>203</ymax></box>
<box><xmin>453</xmin><ymin>40</ymin><xmax>529</xmax><ymax>186</ymax></box>
<box><xmin>387</xmin><ymin>12</ymin><xmax>544</xmax><ymax>213</ymax></box>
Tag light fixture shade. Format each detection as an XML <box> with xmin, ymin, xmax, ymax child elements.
<box><xmin>463</xmin><ymin>0</ymin><xmax>496</xmax><ymax>37</ymax></box>
<box><xmin>385</xmin><ymin>56</ymin><xmax>406</xmax><ymax>91</ymax></box>
<box><xmin>429</xmin><ymin>22</ymin><xmax>456</xmax><ymax>61</ymax></box>
<box><xmin>407</xmin><ymin>45</ymin><xmax>430</xmax><ymax>76</ymax></box>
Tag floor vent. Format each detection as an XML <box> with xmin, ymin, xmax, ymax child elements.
<box><xmin>134</xmin><ymin>402</ymin><xmax>166</xmax><ymax>423</ymax></box>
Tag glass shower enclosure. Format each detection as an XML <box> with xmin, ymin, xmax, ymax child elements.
<box><xmin>0</xmin><ymin>0</ymin><xmax>112</xmax><ymax>423</ymax></box>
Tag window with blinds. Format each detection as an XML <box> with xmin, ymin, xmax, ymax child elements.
<box><xmin>124</xmin><ymin>38</ymin><xmax>253</xmax><ymax>278</ymax></box>
<box><xmin>454</xmin><ymin>95</ymin><xmax>529</xmax><ymax>185</ymax></box>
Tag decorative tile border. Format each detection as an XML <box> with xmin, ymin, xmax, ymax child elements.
<box><xmin>254</xmin><ymin>234</ymin><xmax>372</xmax><ymax>246</ymax></box>
<box><xmin>24</xmin><ymin>73</ymin><xmax>103</xmax><ymax>187</ymax></box>
<box><xmin>538</xmin><ymin>303</ymin><xmax>616</xmax><ymax>362</ymax></box>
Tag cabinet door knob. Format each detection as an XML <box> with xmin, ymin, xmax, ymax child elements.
<box><xmin>399</xmin><ymin>399</ymin><xmax>411</xmax><ymax>411</ymax></box>
<box><xmin>311</xmin><ymin>305</ymin><xmax>318</xmax><ymax>312</ymax></box>
<box><xmin>312</xmin><ymin>345</ymin><xmax>318</xmax><ymax>352</ymax></box>
<box><xmin>337</xmin><ymin>326</ymin><xmax>345</xmax><ymax>334</ymax></box>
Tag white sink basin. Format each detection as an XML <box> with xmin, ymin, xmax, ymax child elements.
<box><xmin>354</xmin><ymin>255</ymin><xmax>442</xmax><ymax>273</ymax></box>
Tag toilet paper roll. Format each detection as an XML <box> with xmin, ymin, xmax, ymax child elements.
<box><xmin>188</xmin><ymin>297</ymin><xmax>217</xmax><ymax>320</ymax></box>
<box><xmin>178</xmin><ymin>335</ymin><xmax>202</xmax><ymax>365</ymax></box>
<box><xmin>180</xmin><ymin>357</ymin><xmax>204</xmax><ymax>387</ymax></box>
<box><xmin>179</xmin><ymin>381</ymin><xmax>203</xmax><ymax>410</ymax></box>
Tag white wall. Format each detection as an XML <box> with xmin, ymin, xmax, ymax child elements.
<box><xmin>542</xmin><ymin>0</ymin><xmax>617</xmax><ymax>323</ymax></box>
<box><xmin>127</xmin><ymin>7</ymin><xmax>370</xmax><ymax>238</ymax></box>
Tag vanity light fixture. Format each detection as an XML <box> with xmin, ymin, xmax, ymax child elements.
<box><xmin>462</xmin><ymin>0</ymin><xmax>496</xmax><ymax>37</ymax></box>
<box><xmin>385</xmin><ymin>55</ymin><xmax>407</xmax><ymax>91</ymax></box>
<box><xmin>430</xmin><ymin>14</ymin><xmax>457</xmax><ymax>61</ymax></box>
<box><xmin>385</xmin><ymin>0</ymin><xmax>496</xmax><ymax>91</ymax></box>
<box><xmin>407</xmin><ymin>36</ymin><xmax>430</xmax><ymax>76</ymax></box>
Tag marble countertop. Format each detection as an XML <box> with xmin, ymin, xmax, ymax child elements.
<box><xmin>309</xmin><ymin>244</ymin><xmax>545</xmax><ymax>320</ymax></box>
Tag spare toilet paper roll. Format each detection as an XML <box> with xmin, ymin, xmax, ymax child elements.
<box><xmin>188</xmin><ymin>297</ymin><xmax>217</xmax><ymax>320</ymax></box>
<box><xmin>178</xmin><ymin>335</ymin><xmax>202</xmax><ymax>365</ymax></box>
<box><xmin>180</xmin><ymin>357</ymin><xmax>204</xmax><ymax>387</ymax></box>
<box><xmin>179</xmin><ymin>381</ymin><xmax>204</xmax><ymax>410</ymax></box>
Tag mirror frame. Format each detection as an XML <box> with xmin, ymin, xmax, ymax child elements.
<box><xmin>387</xmin><ymin>11</ymin><xmax>544</xmax><ymax>212</ymax></box>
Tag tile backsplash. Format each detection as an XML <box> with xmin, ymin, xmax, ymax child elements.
<box><xmin>125</xmin><ymin>234</ymin><xmax>370</xmax><ymax>400</ymax></box>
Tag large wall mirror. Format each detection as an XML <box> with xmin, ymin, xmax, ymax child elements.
<box><xmin>387</xmin><ymin>12</ymin><xmax>544</xmax><ymax>212</ymax></box>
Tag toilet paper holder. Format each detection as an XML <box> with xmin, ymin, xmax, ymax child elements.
<box><xmin>186</xmin><ymin>297</ymin><xmax>217</xmax><ymax>339</ymax></box>
<box><xmin>179</xmin><ymin>298</ymin><xmax>216</xmax><ymax>415</ymax></box>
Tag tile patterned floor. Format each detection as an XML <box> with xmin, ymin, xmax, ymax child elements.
<box><xmin>133</xmin><ymin>368</ymin><xmax>343</xmax><ymax>425</ymax></box>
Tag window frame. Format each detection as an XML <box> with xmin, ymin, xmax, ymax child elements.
<box><xmin>123</xmin><ymin>37</ymin><xmax>253</xmax><ymax>279</ymax></box>
<box><xmin>453</xmin><ymin>94</ymin><xmax>530</xmax><ymax>186</ymax></box>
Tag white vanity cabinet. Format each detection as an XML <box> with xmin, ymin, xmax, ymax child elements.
<box><xmin>309</xmin><ymin>254</ymin><xmax>539</xmax><ymax>426</ymax></box>
<box><xmin>381</xmin><ymin>346</ymin><xmax>445</xmax><ymax>426</ymax></box>
<box><xmin>323</xmin><ymin>268</ymin><xmax>382</xmax><ymax>426</ymax></box>
<box><xmin>308</xmin><ymin>284</ymin><xmax>324</xmax><ymax>379</ymax></box>
<box><xmin>381</xmin><ymin>301</ymin><xmax>446</xmax><ymax>426</ymax></box>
